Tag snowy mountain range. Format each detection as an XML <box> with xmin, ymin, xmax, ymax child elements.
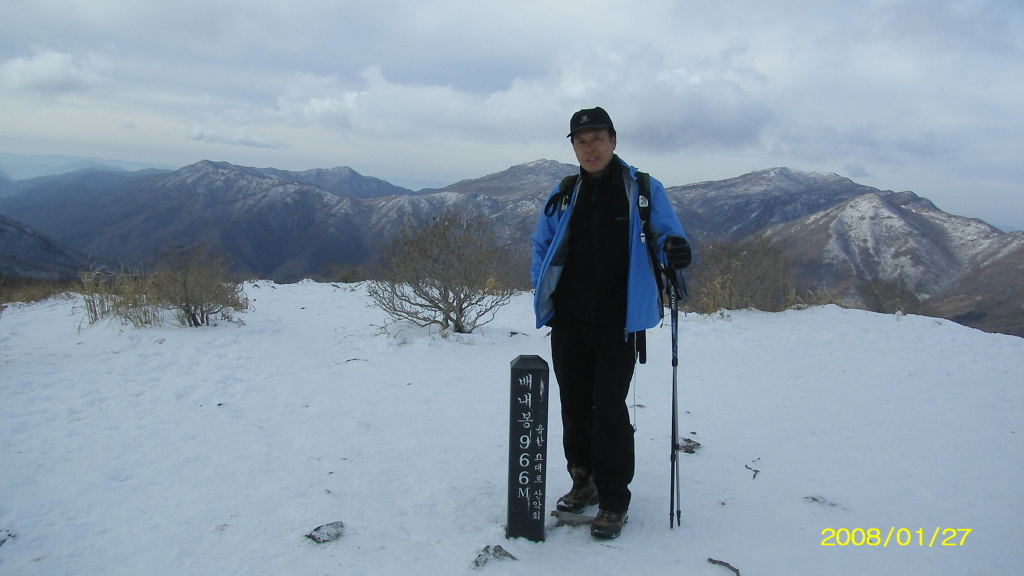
<box><xmin>1</xmin><ymin>160</ymin><xmax>1021</xmax><ymax>336</ymax></box>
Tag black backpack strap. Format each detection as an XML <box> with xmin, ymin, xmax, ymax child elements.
<box><xmin>634</xmin><ymin>170</ymin><xmax>663</xmax><ymax>363</ymax></box>
<box><xmin>635</xmin><ymin>171</ymin><xmax>653</xmax><ymax>248</ymax></box>
<box><xmin>635</xmin><ymin>171</ymin><xmax>651</xmax><ymax>225</ymax></box>
<box><xmin>544</xmin><ymin>175</ymin><xmax>578</xmax><ymax>216</ymax></box>
<box><xmin>634</xmin><ymin>171</ymin><xmax>665</xmax><ymax>298</ymax></box>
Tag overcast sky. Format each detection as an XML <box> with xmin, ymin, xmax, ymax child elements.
<box><xmin>1</xmin><ymin>0</ymin><xmax>1022</xmax><ymax>230</ymax></box>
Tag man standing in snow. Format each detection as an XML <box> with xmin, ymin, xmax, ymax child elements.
<box><xmin>530</xmin><ymin>107</ymin><xmax>691</xmax><ymax>539</ymax></box>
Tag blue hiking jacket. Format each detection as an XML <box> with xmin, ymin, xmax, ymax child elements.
<box><xmin>530</xmin><ymin>157</ymin><xmax>688</xmax><ymax>334</ymax></box>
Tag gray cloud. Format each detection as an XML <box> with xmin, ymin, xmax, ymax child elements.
<box><xmin>185</xmin><ymin>126</ymin><xmax>288</xmax><ymax>150</ymax></box>
<box><xmin>0</xmin><ymin>0</ymin><xmax>1021</xmax><ymax>228</ymax></box>
<box><xmin>0</xmin><ymin>50</ymin><xmax>106</xmax><ymax>95</ymax></box>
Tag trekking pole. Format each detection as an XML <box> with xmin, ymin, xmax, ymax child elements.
<box><xmin>668</xmin><ymin>274</ymin><xmax>682</xmax><ymax>528</ymax></box>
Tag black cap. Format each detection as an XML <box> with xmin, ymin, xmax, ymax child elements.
<box><xmin>567</xmin><ymin>107</ymin><xmax>614</xmax><ymax>138</ymax></box>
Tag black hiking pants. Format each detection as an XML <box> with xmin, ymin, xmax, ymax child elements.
<box><xmin>551</xmin><ymin>320</ymin><xmax>636</xmax><ymax>514</ymax></box>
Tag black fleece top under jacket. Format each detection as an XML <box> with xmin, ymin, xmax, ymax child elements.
<box><xmin>551</xmin><ymin>163</ymin><xmax>630</xmax><ymax>328</ymax></box>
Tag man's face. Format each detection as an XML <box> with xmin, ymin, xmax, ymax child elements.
<box><xmin>572</xmin><ymin>129</ymin><xmax>617</xmax><ymax>177</ymax></box>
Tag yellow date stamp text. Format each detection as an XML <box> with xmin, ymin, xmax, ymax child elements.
<box><xmin>821</xmin><ymin>527</ymin><xmax>971</xmax><ymax>547</ymax></box>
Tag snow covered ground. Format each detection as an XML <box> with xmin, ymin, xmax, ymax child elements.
<box><xmin>1</xmin><ymin>281</ymin><xmax>1021</xmax><ymax>575</ymax></box>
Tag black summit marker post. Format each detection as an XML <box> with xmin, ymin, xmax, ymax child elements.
<box><xmin>505</xmin><ymin>355</ymin><xmax>549</xmax><ymax>542</ymax></box>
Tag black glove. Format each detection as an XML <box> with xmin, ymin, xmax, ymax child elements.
<box><xmin>664</xmin><ymin>235</ymin><xmax>691</xmax><ymax>269</ymax></box>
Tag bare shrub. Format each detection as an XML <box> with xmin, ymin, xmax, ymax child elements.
<box><xmin>860</xmin><ymin>277</ymin><xmax>927</xmax><ymax>315</ymax></box>
<box><xmin>315</xmin><ymin>262</ymin><xmax>371</xmax><ymax>284</ymax></box>
<box><xmin>788</xmin><ymin>286</ymin><xmax>843</xmax><ymax>309</ymax></box>
<box><xmin>76</xmin><ymin>247</ymin><xmax>247</xmax><ymax>329</ymax></box>
<box><xmin>687</xmin><ymin>234</ymin><xmax>840</xmax><ymax>314</ymax></box>
<box><xmin>148</xmin><ymin>244</ymin><xmax>249</xmax><ymax>327</ymax></box>
<box><xmin>689</xmin><ymin>234</ymin><xmax>792</xmax><ymax>313</ymax></box>
<box><xmin>367</xmin><ymin>209</ymin><xmax>516</xmax><ymax>334</ymax></box>
<box><xmin>1</xmin><ymin>275</ymin><xmax>77</xmax><ymax>307</ymax></box>
<box><xmin>79</xmin><ymin>268</ymin><xmax>163</xmax><ymax>327</ymax></box>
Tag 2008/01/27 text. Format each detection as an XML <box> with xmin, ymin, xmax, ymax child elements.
<box><xmin>821</xmin><ymin>527</ymin><xmax>971</xmax><ymax>547</ymax></box>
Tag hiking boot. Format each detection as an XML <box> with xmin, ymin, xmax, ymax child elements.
<box><xmin>556</xmin><ymin>465</ymin><xmax>598</xmax><ymax>514</ymax></box>
<box><xmin>590</xmin><ymin>509</ymin><xmax>628</xmax><ymax>539</ymax></box>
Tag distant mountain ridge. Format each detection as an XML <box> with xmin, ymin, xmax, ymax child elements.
<box><xmin>0</xmin><ymin>153</ymin><xmax>177</xmax><ymax>181</ymax></box>
<box><xmin>0</xmin><ymin>214</ymin><xmax>106</xmax><ymax>280</ymax></box>
<box><xmin>0</xmin><ymin>159</ymin><xmax>1020</xmax><ymax>336</ymax></box>
<box><xmin>248</xmin><ymin>164</ymin><xmax>416</xmax><ymax>199</ymax></box>
<box><xmin>669</xmin><ymin>167</ymin><xmax>875</xmax><ymax>241</ymax></box>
